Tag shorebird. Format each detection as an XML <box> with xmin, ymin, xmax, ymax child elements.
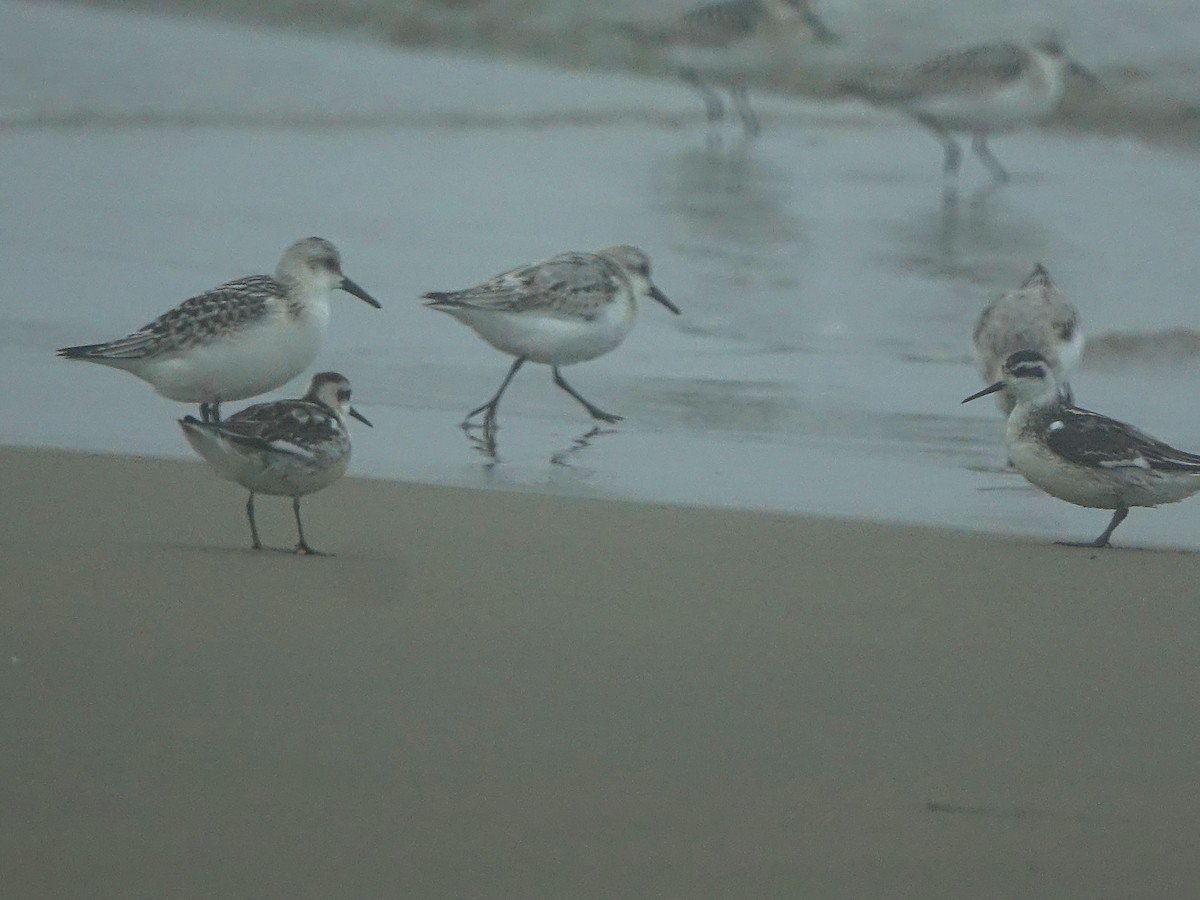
<box><xmin>620</xmin><ymin>0</ymin><xmax>838</xmax><ymax>135</ymax></box>
<box><xmin>842</xmin><ymin>37</ymin><xmax>1097</xmax><ymax>183</ymax></box>
<box><xmin>972</xmin><ymin>263</ymin><xmax>1083</xmax><ymax>415</ymax></box>
<box><xmin>58</xmin><ymin>237</ymin><xmax>381</xmax><ymax>422</ymax></box>
<box><xmin>962</xmin><ymin>350</ymin><xmax>1200</xmax><ymax>548</ymax></box>
<box><xmin>179</xmin><ymin>371</ymin><xmax>372</xmax><ymax>555</ymax></box>
<box><xmin>423</xmin><ymin>245</ymin><xmax>680</xmax><ymax>429</ymax></box>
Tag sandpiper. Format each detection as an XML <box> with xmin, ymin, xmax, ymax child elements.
<box><xmin>423</xmin><ymin>245</ymin><xmax>680</xmax><ymax>429</ymax></box>
<box><xmin>179</xmin><ymin>371</ymin><xmax>372</xmax><ymax>555</ymax></box>
<box><xmin>963</xmin><ymin>350</ymin><xmax>1200</xmax><ymax>548</ymax></box>
<box><xmin>972</xmin><ymin>263</ymin><xmax>1083</xmax><ymax>415</ymax></box>
<box><xmin>621</xmin><ymin>0</ymin><xmax>837</xmax><ymax>135</ymax></box>
<box><xmin>58</xmin><ymin>237</ymin><xmax>381</xmax><ymax>422</ymax></box>
<box><xmin>842</xmin><ymin>38</ymin><xmax>1097</xmax><ymax>183</ymax></box>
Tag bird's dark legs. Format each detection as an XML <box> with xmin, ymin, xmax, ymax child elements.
<box><xmin>200</xmin><ymin>401</ymin><xmax>222</xmax><ymax>423</ymax></box>
<box><xmin>972</xmin><ymin>131</ymin><xmax>1009</xmax><ymax>184</ymax></box>
<box><xmin>245</xmin><ymin>492</ymin><xmax>262</xmax><ymax>551</ymax></box>
<box><xmin>1056</xmin><ymin>507</ymin><xmax>1129</xmax><ymax>549</ymax></box>
<box><xmin>465</xmin><ymin>357</ymin><xmax>526</xmax><ymax>430</ymax></box>
<box><xmin>915</xmin><ymin>115</ymin><xmax>961</xmax><ymax>177</ymax></box>
<box><xmin>729</xmin><ymin>82</ymin><xmax>760</xmax><ymax>137</ymax></box>
<box><xmin>681</xmin><ymin>68</ymin><xmax>724</xmax><ymax>125</ymax></box>
<box><xmin>292</xmin><ymin>496</ymin><xmax>327</xmax><ymax>556</ymax></box>
<box><xmin>552</xmin><ymin>367</ymin><xmax>622</xmax><ymax>424</ymax></box>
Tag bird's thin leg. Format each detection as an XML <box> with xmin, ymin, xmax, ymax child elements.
<box><xmin>465</xmin><ymin>357</ymin><xmax>526</xmax><ymax>429</ymax></box>
<box><xmin>915</xmin><ymin>115</ymin><xmax>961</xmax><ymax>177</ymax></box>
<box><xmin>552</xmin><ymin>367</ymin><xmax>622</xmax><ymax>424</ymax></box>
<box><xmin>681</xmin><ymin>68</ymin><xmax>724</xmax><ymax>124</ymax></box>
<box><xmin>1057</xmin><ymin>507</ymin><xmax>1128</xmax><ymax>549</ymax></box>
<box><xmin>293</xmin><ymin>497</ymin><xmax>328</xmax><ymax>556</ymax></box>
<box><xmin>972</xmin><ymin>131</ymin><xmax>1009</xmax><ymax>184</ymax></box>
<box><xmin>729</xmin><ymin>82</ymin><xmax>760</xmax><ymax>137</ymax></box>
<box><xmin>246</xmin><ymin>492</ymin><xmax>262</xmax><ymax>551</ymax></box>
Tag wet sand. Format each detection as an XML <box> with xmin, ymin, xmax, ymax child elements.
<box><xmin>4</xmin><ymin>445</ymin><xmax>1200</xmax><ymax>897</ymax></box>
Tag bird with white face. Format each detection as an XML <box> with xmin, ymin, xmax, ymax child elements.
<box><xmin>423</xmin><ymin>245</ymin><xmax>680</xmax><ymax>430</ymax></box>
<box><xmin>843</xmin><ymin>37</ymin><xmax>1098</xmax><ymax>183</ymax></box>
<box><xmin>58</xmin><ymin>237</ymin><xmax>381</xmax><ymax>422</ymax></box>
<box><xmin>179</xmin><ymin>371</ymin><xmax>372</xmax><ymax>555</ymax></box>
<box><xmin>963</xmin><ymin>350</ymin><xmax>1200</xmax><ymax>548</ymax></box>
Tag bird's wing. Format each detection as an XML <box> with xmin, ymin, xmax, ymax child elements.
<box><xmin>423</xmin><ymin>253</ymin><xmax>620</xmax><ymax>320</ymax></box>
<box><xmin>61</xmin><ymin>276</ymin><xmax>282</xmax><ymax>360</ymax></box>
<box><xmin>1044</xmin><ymin>408</ymin><xmax>1200</xmax><ymax>472</ymax></box>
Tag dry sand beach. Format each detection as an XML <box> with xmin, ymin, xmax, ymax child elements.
<box><xmin>4</xmin><ymin>446</ymin><xmax>1200</xmax><ymax>897</ymax></box>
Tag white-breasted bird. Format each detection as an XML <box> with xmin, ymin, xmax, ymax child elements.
<box><xmin>58</xmin><ymin>237</ymin><xmax>380</xmax><ymax>422</ymax></box>
<box><xmin>180</xmin><ymin>371</ymin><xmax>372</xmax><ymax>555</ymax></box>
<box><xmin>842</xmin><ymin>38</ymin><xmax>1097</xmax><ymax>183</ymax></box>
<box><xmin>423</xmin><ymin>245</ymin><xmax>680</xmax><ymax>430</ymax></box>
<box><xmin>963</xmin><ymin>350</ymin><xmax>1200</xmax><ymax>548</ymax></box>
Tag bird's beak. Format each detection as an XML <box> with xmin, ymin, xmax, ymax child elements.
<box><xmin>349</xmin><ymin>407</ymin><xmax>373</xmax><ymax>427</ymax></box>
<box><xmin>962</xmin><ymin>381</ymin><xmax>1005</xmax><ymax>404</ymax></box>
<box><xmin>649</xmin><ymin>285</ymin><xmax>681</xmax><ymax>315</ymax></box>
<box><xmin>1067</xmin><ymin>59</ymin><xmax>1100</xmax><ymax>86</ymax></box>
<box><xmin>340</xmin><ymin>276</ymin><xmax>382</xmax><ymax>309</ymax></box>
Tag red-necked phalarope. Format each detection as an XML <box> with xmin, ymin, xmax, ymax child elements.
<box><xmin>963</xmin><ymin>350</ymin><xmax>1200</xmax><ymax>548</ymax></box>
<box><xmin>58</xmin><ymin>237</ymin><xmax>380</xmax><ymax>423</ymax></box>
<box><xmin>423</xmin><ymin>245</ymin><xmax>680</xmax><ymax>430</ymax></box>
<box><xmin>973</xmin><ymin>263</ymin><xmax>1083</xmax><ymax>415</ymax></box>
<box><xmin>179</xmin><ymin>371</ymin><xmax>372</xmax><ymax>555</ymax></box>
<box><xmin>843</xmin><ymin>38</ymin><xmax>1097</xmax><ymax>183</ymax></box>
<box><xmin>620</xmin><ymin>0</ymin><xmax>837</xmax><ymax>136</ymax></box>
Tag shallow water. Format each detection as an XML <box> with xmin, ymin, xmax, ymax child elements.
<box><xmin>5</xmin><ymin>0</ymin><xmax>1200</xmax><ymax>548</ymax></box>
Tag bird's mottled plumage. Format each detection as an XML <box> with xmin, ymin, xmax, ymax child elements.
<box><xmin>180</xmin><ymin>371</ymin><xmax>372</xmax><ymax>554</ymax></box>
<box><xmin>57</xmin><ymin>237</ymin><xmax>380</xmax><ymax>419</ymax></box>
<box><xmin>973</xmin><ymin>263</ymin><xmax>1082</xmax><ymax>414</ymax></box>
<box><xmin>423</xmin><ymin>245</ymin><xmax>679</xmax><ymax>428</ymax></box>
<box><xmin>426</xmin><ymin>250</ymin><xmax>631</xmax><ymax>320</ymax></box>
<box><xmin>963</xmin><ymin>350</ymin><xmax>1200</xmax><ymax>547</ymax></box>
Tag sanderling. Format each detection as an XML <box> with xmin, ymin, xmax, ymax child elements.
<box><xmin>962</xmin><ymin>350</ymin><xmax>1200</xmax><ymax>548</ymax></box>
<box><xmin>58</xmin><ymin>237</ymin><xmax>381</xmax><ymax>422</ymax></box>
<box><xmin>179</xmin><ymin>371</ymin><xmax>372</xmax><ymax>555</ymax></box>
<box><xmin>621</xmin><ymin>0</ymin><xmax>837</xmax><ymax>135</ymax></box>
<box><xmin>972</xmin><ymin>263</ymin><xmax>1083</xmax><ymax>415</ymax></box>
<box><xmin>423</xmin><ymin>245</ymin><xmax>680</xmax><ymax>429</ymax></box>
<box><xmin>842</xmin><ymin>37</ymin><xmax>1097</xmax><ymax>183</ymax></box>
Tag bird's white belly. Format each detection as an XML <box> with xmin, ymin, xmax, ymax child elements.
<box><xmin>460</xmin><ymin>305</ymin><xmax>635</xmax><ymax>367</ymax></box>
<box><xmin>146</xmin><ymin>308</ymin><xmax>328</xmax><ymax>403</ymax></box>
<box><xmin>1010</xmin><ymin>441</ymin><xmax>1200</xmax><ymax>510</ymax></box>
<box><xmin>184</xmin><ymin>427</ymin><xmax>349</xmax><ymax>497</ymax></box>
<box><xmin>909</xmin><ymin>75</ymin><xmax>1058</xmax><ymax>132</ymax></box>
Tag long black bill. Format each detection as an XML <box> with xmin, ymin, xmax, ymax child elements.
<box><xmin>961</xmin><ymin>381</ymin><xmax>1005</xmax><ymax>404</ymax></box>
<box><xmin>340</xmin><ymin>276</ymin><xmax>382</xmax><ymax>309</ymax></box>
<box><xmin>1068</xmin><ymin>59</ymin><xmax>1100</xmax><ymax>86</ymax></box>
<box><xmin>349</xmin><ymin>407</ymin><xmax>374</xmax><ymax>427</ymax></box>
<box><xmin>649</xmin><ymin>285</ymin><xmax>681</xmax><ymax>315</ymax></box>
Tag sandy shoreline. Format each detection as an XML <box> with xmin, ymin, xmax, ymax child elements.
<box><xmin>4</xmin><ymin>445</ymin><xmax>1200</xmax><ymax>897</ymax></box>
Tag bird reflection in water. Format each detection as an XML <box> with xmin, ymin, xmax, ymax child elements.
<box><xmin>461</xmin><ymin>422</ymin><xmax>619</xmax><ymax>470</ymax></box>
<box><xmin>550</xmin><ymin>427</ymin><xmax>618</xmax><ymax>468</ymax></box>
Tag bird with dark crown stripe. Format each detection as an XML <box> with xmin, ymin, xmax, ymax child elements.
<box><xmin>963</xmin><ymin>350</ymin><xmax>1200</xmax><ymax>547</ymax></box>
